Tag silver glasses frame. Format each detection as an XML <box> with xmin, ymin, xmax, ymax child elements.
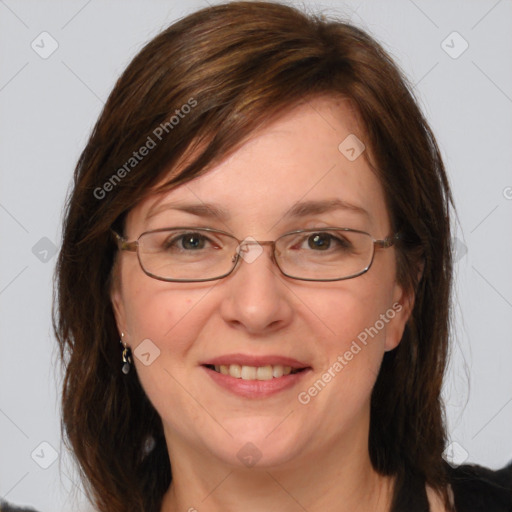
<box><xmin>112</xmin><ymin>227</ymin><xmax>400</xmax><ymax>283</ymax></box>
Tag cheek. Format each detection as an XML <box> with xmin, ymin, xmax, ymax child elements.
<box><xmin>307</xmin><ymin>273</ymin><xmax>396</xmax><ymax>352</ymax></box>
<box><xmin>122</xmin><ymin>282</ymin><xmax>217</xmax><ymax>431</ymax></box>
<box><xmin>298</xmin><ymin>277</ymin><xmax>396</xmax><ymax>406</ymax></box>
<box><xmin>123</xmin><ymin>277</ymin><xmax>212</xmax><ymax>349</ymax></box>
<box><xmin>321</xmin><ymin>299</ymin><xmax>389</xmax><ymax>387</ymax></box>
<box><xmin>295</xmin><ymin>296</ymin><xmax>391</xmax><ymax>435</ymax></box>
<box><xmin>121</xmin><ymin>273</ymin><xmax>224</xmax><ymax>365</ymax></box>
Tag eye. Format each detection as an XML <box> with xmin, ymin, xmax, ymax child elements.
<box><xmin>308</xmin><ymin>233</ymin><xmax>332</xmax><ymax>250</ymax></box>
<box><xmin>163</xmin><ymin>232</ymin><xmax>211</xmax><ymax>251</ymax></box>
<box><xmin>305</xmin><ymin>232</ymin><xmax>352</xmax><ymax>251</ymax></box>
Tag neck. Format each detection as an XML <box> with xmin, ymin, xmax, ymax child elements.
<box><xmin>160</xmin><ymin>426</ymin><xmax>394</xmax><ymax>512</ymax></box>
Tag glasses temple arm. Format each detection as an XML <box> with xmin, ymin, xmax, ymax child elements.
<box><xmin>375</xmin><ymin>232</ymin><xmax>402</xmax><ymax>249</ymax></box>
<box><xmin>111</xmin><ymin>230</ymin><xmax>138</xmax><ymax>252</ymax></box>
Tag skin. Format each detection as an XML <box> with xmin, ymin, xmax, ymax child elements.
<box><xmin>111</xmin><ymin>97</ymin><xmax>438</xmax><ymax>512</ymax></box>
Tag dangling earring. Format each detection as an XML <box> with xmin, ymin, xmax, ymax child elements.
<box><xmin>120</xmin><ymin>333</ymin><xmax>132</xmax><ymax>375</ymax></box>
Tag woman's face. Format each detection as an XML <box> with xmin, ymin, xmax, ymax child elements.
<box><xmin>111</xmin><ymin>97</ymin><xmax>412</xmax><ymax>470</ymax></box>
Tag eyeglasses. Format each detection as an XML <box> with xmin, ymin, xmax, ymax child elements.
<box><xmin>112</xmin><ymin>227</ymin><xmax>400</xmax><ymax>282</ymax></box>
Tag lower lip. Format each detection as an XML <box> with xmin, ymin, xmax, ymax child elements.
<box><xmin>202</xmin><ymin>366</ymin><xmax>311</xmax><ymax>398</ymax></box>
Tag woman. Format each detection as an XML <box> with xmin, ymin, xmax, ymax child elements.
<box><xmin>53</xmin><ymin>2</ymin><xmax>512</xmax><ymax>511</ymax></box>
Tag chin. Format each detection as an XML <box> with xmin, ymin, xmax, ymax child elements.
<box><xmin>207</xmin><ymin>417</ymin><xmax>310</xmax><ymax>469</ymax></box>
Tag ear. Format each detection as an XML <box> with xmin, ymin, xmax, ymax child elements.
<box><xmin>384</xmin><ymin>260</ymin><xmax>424</xmax><ymax>352</ymax></box>
<box><xmin>110</xmin><ymin>266</ymin><xmax>128</xmax><ymax>339</ymax></box>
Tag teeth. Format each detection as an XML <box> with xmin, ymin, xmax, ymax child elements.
<box><xmin>241</xmin><ymin>365</ymin><xmax>257</xmax><ymax>380</ymax></box>
<box><xmin>229</xmin><ymin>364</ymin><xmax>241</xmax><ymax>378</ymax></box>
<box><xmin>212</xmin><ymin>364</ymin><xmax>299</xmax><ymax>380</ymax></box>
<box><xmin>256</xmin><ymin>365</ymin><xmax>273</xmax><ymax>380</ymax></box>
<box><xmin>272</xmin><ymin>365</ymin><xmax>284</xmax><ymax>378</ymax></box>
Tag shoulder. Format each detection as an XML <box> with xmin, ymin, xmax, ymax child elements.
<box><xmin>447</xmin><ymin>462</ymin><xmax>512</xmax><ymax>512</ymax></box>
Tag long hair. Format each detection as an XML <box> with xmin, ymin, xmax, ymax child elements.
<box><xmin>53</xmin><ymin>2</ymin><xmax>453</xmax><ymax>511</ymax></box>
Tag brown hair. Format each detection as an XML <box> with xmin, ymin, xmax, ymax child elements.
<box><xmin>53</xmin><ymin>2</ymin><xmax>454</xmax><ymax>511</ymax></box>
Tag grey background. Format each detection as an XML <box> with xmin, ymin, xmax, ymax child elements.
<box><xmin>0</xmin><ymin>1</ymin><xmax>511</xmax><ymax>510</ymax></box>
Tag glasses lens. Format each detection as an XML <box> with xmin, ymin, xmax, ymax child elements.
<box><xmin>138</xmin><ymin>229</ymin><xmax>237</xmax><ymax>281</ymax></box>
<box><xmin>275</xmin><ymin>229</ymin><xmax>373</xmax><ymax>280</ymax></box>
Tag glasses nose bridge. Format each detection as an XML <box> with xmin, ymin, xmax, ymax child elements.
<box><xmin>247</xmin><ymin>239</ymin><xmax>274</xmax><ymax>247</ymax></box>
<box><xmin>234</xmin><ymin>238</ymin><xmax>278</xmax><ymax>267</ymax></box>
<box><xmin>237</xmin><ymin>238</ymin><xmax>276</xmax><ymax>251</ymax></box>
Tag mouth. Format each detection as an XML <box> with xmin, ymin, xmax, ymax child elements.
<box><xmin>200</xmin><ymin>354</ymin><xmax>312</xmax><ymax>397</ymax></box>
<box><xmin>203</xmin><ymin>363</ymin><xmax>308</xmax><ymax>380</ymax></box>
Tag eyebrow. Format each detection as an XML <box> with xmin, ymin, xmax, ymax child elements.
<box><xmin>146</xmin><ymin>198</ymin><xmax>370</xmax><ymax>223</ymax></box>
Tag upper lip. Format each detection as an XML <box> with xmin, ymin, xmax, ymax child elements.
<box><xmin>201</xmin><ymin>353</ymin><xmax>310</xmax><ymax>369</ymax></box>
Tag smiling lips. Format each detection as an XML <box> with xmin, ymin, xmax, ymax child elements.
<box><xmin>208</xmin><ymin>363</ymin><xmax>300</xmax><ymax>380</ymax></box>
<box><xmin>201</xmin><ymin>354</ymin><xmax>311</xmax><ymax>394</ymax></box>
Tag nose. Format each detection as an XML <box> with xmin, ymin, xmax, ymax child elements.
<box><xmin>219</xmin><ymin>241</ymin><xmax>294</xmax><ymax>335</ymax></box>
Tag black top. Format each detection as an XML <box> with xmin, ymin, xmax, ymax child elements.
<box><xmin>392</xmin><ymin>462</ymin><xmax>512</xmax><ymax>512</ymax></box>
<box><xmin>0</xmin><ymin>503</ymin><xmax>38</xmax><ymax>512</ymax></box>
<box><xmin>448</xmin><ymin>462</ymin><xmax>512</xmax><ymax>511</ymax></box>
<box><xmin>1</xmin><ymin>463</ymin><xmax>511</xmax><ymax>511</ymax></box>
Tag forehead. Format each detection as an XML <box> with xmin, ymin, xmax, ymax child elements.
<box><xmin>127</xmin><ymin>97</ymin><xmax>390</xmax><ymax>236</ymax></box>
